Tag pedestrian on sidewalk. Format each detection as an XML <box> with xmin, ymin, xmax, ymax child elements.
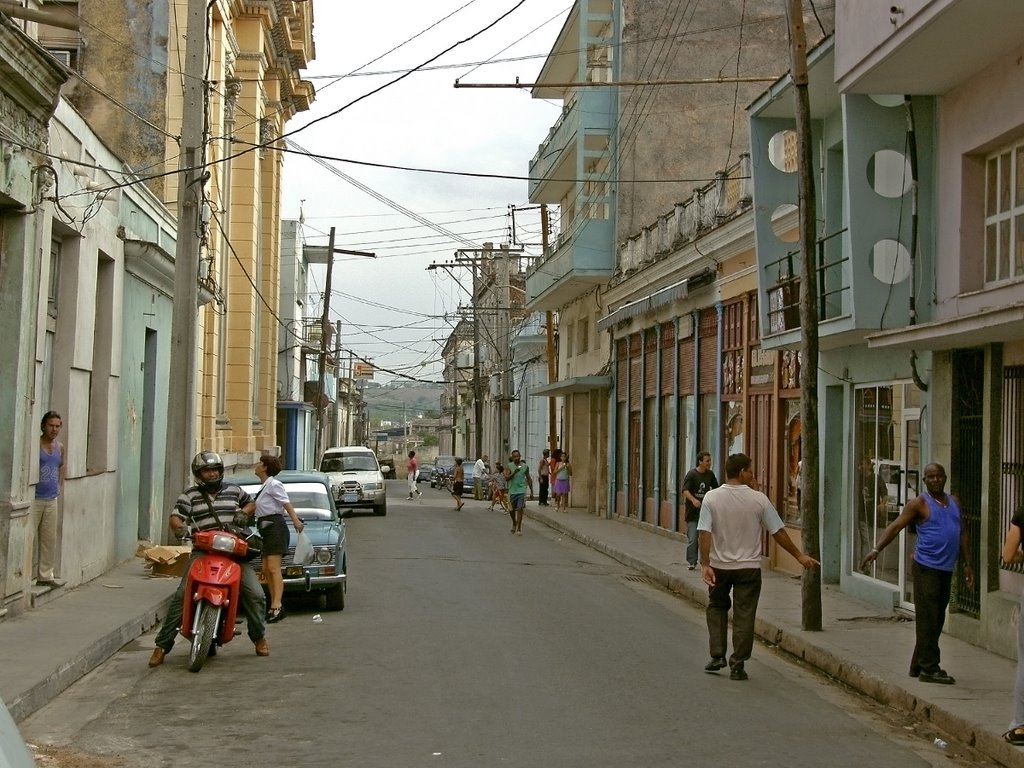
<box><xmin>149</xmin><ymin>451</ymin><xmax>269</xmax><ymax>667</ymax></box>
<box><xmin>699</xmin><ymin>453</ymin><xmax>818</xmax><ymax>681</ymax></box>
<box><xmin>452</xmin><ymin>457</ymin><xmax>465</xmax><ymax>511</ymax></box>
<box><xmin>1000</xmin><ymin>509</ymin><xmax>1024</xmax><ymax>746</ymax></box>
<box><xmin>474</xmin><ymin>455</ymin><xmax>488</xmax><ymax>500</ymax></box>
<box><xmin>860</xmin><ymin>463</ymin><xmax>974</xmax><ymax>685</ymax></box>
<box><xmin>505</xmin><ymin>449</ymin><xmax>533</xmax><ymax>534</ymax></box>
<box><xmin>254</xmin><ymin>454</ymin><xmax>305</xmax><ymax>624</ymax></box>
<box><xmin>33</xmin><ymin>411</ymin><xmax>66</xmax><ymax>588</ymax></box>
<box><xmin>682</xmin><ymin>451</ymin><xmax>718</xmax><ymax>570</ymax></box>
<box><xmin>537</xmin><ymin>449</ymin><xmax>551</xmax><ymax>506</ymax></box>
<box><xmin>552</xmin><ymin>452</ymin><xmax>572</xmax><ymax>512</ymax></box>
<box><xmin>406</xmin><ymin>451</ymin><xmax>421</xmax><ymax>500</ymax></box>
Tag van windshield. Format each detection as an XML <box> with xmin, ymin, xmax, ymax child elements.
<box><xmin>320</xmin><ymin>455</ymin><xmax>378</xmax><ymax>473</ymax></box>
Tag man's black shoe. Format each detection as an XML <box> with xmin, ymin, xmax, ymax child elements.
<box><xmin>704</xmin><ymin>657</ymin><xmax>727</xmax><ymax>673</ymax></box>
<box><xmin>729</xmin><ymin>667</ymin><xmax>748</xmax><ymax>681</ymax></box>
<box><xmin>919</xmin><ymin>669</ymin><xmax>955</xmax><ymax>685</ymax></box>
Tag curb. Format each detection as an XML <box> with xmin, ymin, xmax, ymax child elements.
<box><xmin>8</xmin><ymin>597</ymin><xmax>171</xmax><ymax>724</ymax></box>
<box><xmin>528</xmin><ymin>510</ymin><xmax>1024</xmax><ymax>768</ymax></box>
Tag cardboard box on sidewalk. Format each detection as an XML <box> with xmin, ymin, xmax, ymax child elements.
<box><xmin>138</xmin><ymin>543</ymin><xmax>192</xmax><ymax>578</ymax></box>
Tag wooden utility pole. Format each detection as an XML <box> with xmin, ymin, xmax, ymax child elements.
<box><xmin>786</xmin><ymin>0</ymin><xmax>822</xmax><ymax>631</ymax></box>
<box><xmin>163</xmin><ymin>0</ymin><xmax>208</xmax><ymax>507</ymax></box>
<box><xmin>541</xmin><ymin>205</ymin><xmax>557</xmax><ymax>452</ymax></box>
<box><xmin>314</xmin><ymin>227</ymin><xmax>337</xmax><ymax>463</ymax></box>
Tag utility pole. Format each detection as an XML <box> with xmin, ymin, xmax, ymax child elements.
<box><xmin>786</xmin><ymin>0</ymin><xmax>822</xmax><ymax>631</ymax></box>
<box><xmin>306</xmin><ymin>233</ymin><xmax>375</xmax><ymax>461</ymax></box>
<box><xmin>541</xmin><ymin>205</ymin><xmax>557</xmax><ymax>452</ymax></box>
<box><xmin>163</xmin><ymin>0</ymin><xmax>208</xmax><ymax>509</ymax></box>
<box><xmin>333</xmin><ymin>319</ymin><xmax>342</xmax><ymax>448</ymax></box>
<box><xmin>314</xmin><ymin>227</ymin><xmax>336</xmax><ymax>464</ymax></box>
<box><xmin>472</xmin><ymin>254</ymin><xmax>483</xmax><ymax>460</ymax></box>
<box><xmin>497</xmin><ymin>245</ymin><xmax>511</xmax><ymax>459</ymax></box>
<box><xmin>345</xmin><ymin>350</ymin><xmax>354</xmax><ymax>445</ymax></box>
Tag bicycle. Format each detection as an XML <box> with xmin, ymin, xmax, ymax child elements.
<box><xmin>436</xmin><ymin>473</ymin><xmax>453</xmax><ymax>493</ymax></box>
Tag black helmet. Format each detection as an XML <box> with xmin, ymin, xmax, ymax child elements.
<box><xmin>191</xmin><ymin>451</ymin><xmax>224</xmax><ymax>492</ymax></box>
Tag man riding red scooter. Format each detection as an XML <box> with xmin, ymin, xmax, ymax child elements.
<box><xmin>148</xmin><ymin>451</ymin><xmax>269</xmax><ymax>668</ymax></box>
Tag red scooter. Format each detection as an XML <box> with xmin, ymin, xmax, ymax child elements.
<box><xmin>179</xmin><ymin>527</ymin><xmax>252</xmax><ymax>672</ymax></box>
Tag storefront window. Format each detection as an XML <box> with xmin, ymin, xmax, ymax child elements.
<box><xmin>700</xmin><ymin>394</ymin><xmax>718</xmax><ymax>464</ymax></box>
<box><xmin>854</xmin><ymin>383</ymin><xmax>920</xmax><ymax>591</ymax></box>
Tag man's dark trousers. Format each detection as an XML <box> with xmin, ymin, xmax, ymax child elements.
<box><xmin>910</xmin><ymin>560</ymin><xmax>953</xmax><ymax>675</ymax></box>
<box><xmin>538</xmin><ymin>475</ymin><xmax>549</xmax><ymax>505</ymax></box>
<box><xmin>706</xmin><ymin>567</ymin><xmax>762</xmax><ymax>669</ymax></box>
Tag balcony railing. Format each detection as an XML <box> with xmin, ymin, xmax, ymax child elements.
<box><xmin>763</xmin><ymin>228</ymin><xmax>849</xmax><ymax>334</ymax></box>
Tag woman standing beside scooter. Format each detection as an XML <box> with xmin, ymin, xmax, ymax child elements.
<box><xmin>254</xmin><ymin>454</ymin><xmax>305</xmax><ymax>623</ymax></box>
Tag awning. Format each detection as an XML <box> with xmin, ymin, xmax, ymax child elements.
<box><xmin>866</xmin><ymin>303</ymin><xmax>1024</xmax><ymax>350</ymax></box>
<box><xmin>529</xmin><ymin>375</ymin><xmax>612</xmax><ymax>397</ymax></box>
<box><xmin>596</xmin><ymin>268</ymin><xmax>715</xmax><ymax>331</ymax></box>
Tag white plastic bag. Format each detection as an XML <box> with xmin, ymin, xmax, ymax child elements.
<box><xmin>293</xmin><ymin>529</ymin><xmax>314</xmax><ymax>565</ymax></box>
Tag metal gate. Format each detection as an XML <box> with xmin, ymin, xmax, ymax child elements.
<box><xmin>951</xmin><ymin>349</ymin><xmax>983</xmax><ymax>617</ymax></box>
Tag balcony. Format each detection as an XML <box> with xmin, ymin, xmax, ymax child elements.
<box><xmin>526</xmin><ymin>216</ymin><xmax>614</xmax><ymax>311</ymax></box>
<box><xmin>835</xmin><ymin>0</ymin><xmax>1024</xmax><ymax>94</ymax></box>
<box><xmin>529</xmin><ymin>88</ymin><xmax>615</xmax><ymax>202</ymax></box>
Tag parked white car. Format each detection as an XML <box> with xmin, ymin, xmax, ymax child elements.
<box><xmin>319</xmin><ymin>446</ymin><xmax>387</xmax><ymax>516</ymax></box>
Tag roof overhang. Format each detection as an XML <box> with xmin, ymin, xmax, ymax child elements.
<box><xmin>597</xmin><ymin>269</ymin><xmax>715</xmax><ymax>332</ymax></box>
<box><xmin>866</xmin><ymin>303</ymin><xmax>1024</xmax><ymax>350</ymax></box>
<box><xmin>529</xmin><ymin>375</ymin><xmax>611</xmax><ymax>397</ymax></box>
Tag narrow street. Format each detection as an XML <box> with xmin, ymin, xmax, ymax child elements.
<box><xmin>20</xmin><ymin>485</ymin><xmax>995</xmax><ymax>768</ymax></box>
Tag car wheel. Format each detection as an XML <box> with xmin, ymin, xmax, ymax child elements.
<box><xmin>324</xmin><ymin>582</ymin><xmax>345</xmax><ymax>611</ymax></box>
<box><xmin>374</xmin><ymin>499</ymin><xmax>387</xmax><ymax>516</ymax></box>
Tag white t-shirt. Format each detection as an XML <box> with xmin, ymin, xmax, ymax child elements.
<box><xmin>697</xmin><ymin>483</ymin><xmax>785</xmax><ymax>570</ymax></box>
<box><xmin>255</xmin><ymin>475</ymin><xmax>290</xmax><ymax>519</ymax></box>
<box><xmin>474</xmin><ymin>459</ymin><xmax>485</xmax><ymax>477</ymax></box>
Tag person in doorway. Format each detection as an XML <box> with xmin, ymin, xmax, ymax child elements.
<box><xmin>149</xmin><ymin>451</ymin><xmax>269</xmax><ymax>667</ymax></box>
<box><xmin>682</xmin><ymin>451</ymin><xmax>719</xmax><ymax>571</ymax></box>
<box><xmin>452</xmin><ymin>457</ymin><xmax>465</xmax><ymax>511</ymax></box>
<box><xmin>505</xmin><ymin>450</ymin><xmax>533</xmax><ymax>535</ymax></box>
<box><xmin>860</xmin><ymin>463</ymin><xmax>974</xmax><ymax>684</ymax></box>
<box><xmin>406</xmin><ymin>451</ymin><xmax>421</xmax><ymax>500</ymax></box>
<box><xmin>1000</xmin><ymin>508</ymin><xmax>1024</xmax><ymax>745</ymax></box>
<box><xmin>474</xmin><ymin>454</ymin><xmax>488</xmax><ymax>500</ymax></box>
<box><xmin>699</xmin><ymin>453</ymin><xmax>819</xmax><ymax>681</ymax></box>
<box><xmin>254</xmin><ymin>454</ymin><xmax>305</xmax><ymax>624</ymax></box>
<box><xmin>33</xmin><ymin>411</ymin><xmax>66</xmax><ymax>588</ymax></box>
<box><xmin>856</xmin><ymin>455</ymin><xmax>888</xmax><ymax>564</ymax></box>
<box><xmin>537</xmin><ymin>449</ymin><xmax>551</xmax><ymax>506</ymax></box>
<box><xmin>552</xmin><ymin>452</ymin><xmax>572</xmax><ymax>513</ymax></box>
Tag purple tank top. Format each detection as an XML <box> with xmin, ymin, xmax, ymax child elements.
<box><xmin>914</xmin><ymin>493</ymin><xmax>961</xmax><ymax>572</ymax></box>
<box><xmin>37</xmin><ymin>442</ymin><xmax>62</xmax><ymax>500</ymax></box>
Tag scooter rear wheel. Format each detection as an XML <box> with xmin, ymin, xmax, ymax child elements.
<box><xmin>187</xmin><ymin>602</ymin><xmax>219</xmax><ymax>673</ymax></box>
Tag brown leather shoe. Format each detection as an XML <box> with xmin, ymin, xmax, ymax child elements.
<box><xmin>254</xmin><ymin>638</ymin><xmax>270</xmax><ymax>657</ymax></box>
<box><xmin>148</xmin><ymin>648</ymin><xmax>166</xmax><ymax>667</ymax></box>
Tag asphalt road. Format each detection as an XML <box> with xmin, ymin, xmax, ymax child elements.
<box><xmin>21</xmin><ymin>483</ymin><xmax>990</xmax><ymax>768</ymax></box>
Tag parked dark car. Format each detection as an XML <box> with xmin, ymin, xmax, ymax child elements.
<box><xmin>228</xmin><ymin>470</ymin><xmax>347</xmax><ymax>611</ymax></box>
<box><xmin>417</xmin><ymin>463</ymin><xmax>434</xmax><ymax>483</ymax></box>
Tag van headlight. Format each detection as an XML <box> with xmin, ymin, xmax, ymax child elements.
<box><xmin>363</xmin><ymin>482</ymin><xmax>380</xmax><ymax>491</ymax></box>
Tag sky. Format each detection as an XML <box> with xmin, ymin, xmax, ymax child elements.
<box><xmin>279</xmin><ymin>0</ymin><xmax>571</xmax><ymax>386</ymax></box>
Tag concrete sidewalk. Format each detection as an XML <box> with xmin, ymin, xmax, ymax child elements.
<box><xmin>0</xmin><ymin>558</ymin><xmax>176</xmax><ymax>723</ymax></box>
<box><xmin>1</xmin><ymin>505</ymin><xmax>1023</xmax><ymax>766</ymax></box>
<box><xmin>525</xmin><ymin>504</ymin><xmax>1024</xmax><ymax>768</ymax></box>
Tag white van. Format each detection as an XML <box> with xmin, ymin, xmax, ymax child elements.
<box><xmin>319</xmin><ymin>446</ymin><xmax>387</xmax><ymax>516</ymax></box>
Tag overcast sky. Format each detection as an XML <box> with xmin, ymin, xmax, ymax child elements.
<box><xmin>279</xmin><ymin>0</ymin><xmax>570</xmax><ymax>386</ymax></box>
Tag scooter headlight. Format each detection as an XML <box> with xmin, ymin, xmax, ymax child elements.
<box><xmin>210</xmin><ymin>533</ymin><xmax>242</xmax><ymax>554</ymax></box>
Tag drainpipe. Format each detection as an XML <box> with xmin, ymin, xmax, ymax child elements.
<box><xmin>904</xmin><ymin>95</ymin><xmax>928</xmax><ymax>392</ymax></box>
<box><xmin>0</xmin><ymin>1</ymin><xmax>79</xmax><ymax>30</ymax></box>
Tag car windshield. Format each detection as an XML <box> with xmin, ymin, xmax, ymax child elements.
<box><xmin>320</xmin><ymin>455</ymin><xmax>378</xmax><ymax>473</ymax></box>
<box><xmin>239</xmin><ymin>481</ymin><xmax>335</xmax><ymax>521</ymax></box>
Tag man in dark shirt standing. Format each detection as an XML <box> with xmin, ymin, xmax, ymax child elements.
<box><xmin>682</xmin><ymin>451</ymin><xmax>719</xmax><ymax>570</ymax></box>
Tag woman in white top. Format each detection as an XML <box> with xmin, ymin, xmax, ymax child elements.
<box><xmin>254</xmin><ymin>454</ymin><xmax>304</xmax><ymax>623</ymax></box>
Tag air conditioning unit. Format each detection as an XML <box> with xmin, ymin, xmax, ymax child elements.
<box><xmin>456</xmin><ymin>352</ymin><xmax>474</xmax><ymax>369</ymax></box>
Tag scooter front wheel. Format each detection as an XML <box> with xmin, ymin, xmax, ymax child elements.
<box><xmin>187</xmin><ymin>601</ymin><xmax>219</xmax><ymax>673</ymax></box>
